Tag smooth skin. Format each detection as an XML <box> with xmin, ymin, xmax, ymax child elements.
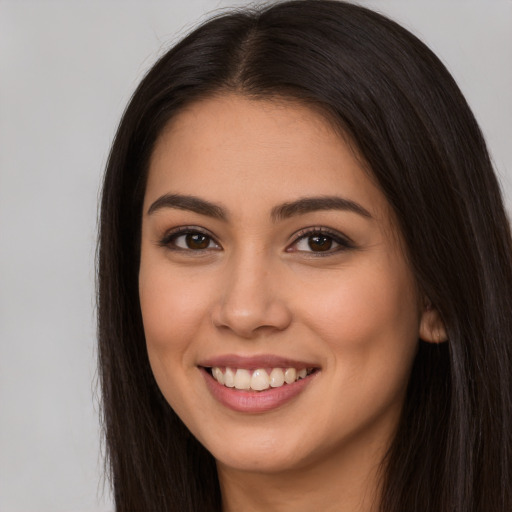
<box><xmin>139</xmin><ymin>94</ymin><xmax>446</xmax><ymax>512</ymax></box>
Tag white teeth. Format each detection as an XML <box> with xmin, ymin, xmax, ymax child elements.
<box><xmin>233</xmin><ymin>369</ymin><xmax>251</xmax><ymax>390</ymax></box>
<box><xmin>251</xmin><ymin>369</ymin><xmax>270</xmax><ymax>391</ymax></box>
<box><xmin>210</xmin><ymin>366</ymin><xmax>314</xmax><ymax>391</ymax></box>
<box><xmin>284</xmin><ymin>368</ymin><xmax>297</xmax><ymax>384</ymax></box>
<box><xmin>224</xmin><ymin>367</ymin><xmax>235</xmax><ymax>387</ymax></box>
<box><xmin>269</xmin><ymin>368</ymin><xmax>285</xmax><ymax>387</ymax></box>
<box><xmin>212</xmin><ymin>367</ymin><xmax>224</xmax><ymax>385</ymax></box>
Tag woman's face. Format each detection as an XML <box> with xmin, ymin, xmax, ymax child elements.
<box><xmin>139</xmin><ymin>94</ymin><xmax>425</xmax><ymax>475</ymax></box>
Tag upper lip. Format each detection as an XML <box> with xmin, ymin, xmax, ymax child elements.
<box><xmin>198</xmin><ymin>354</ymin><xmax>319</xmax><ymax>370</ymax></box>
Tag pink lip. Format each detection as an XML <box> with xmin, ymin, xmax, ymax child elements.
<box><xmin>198</xmin><ymin>353</ymin><xmax>318</xmax><ymax>370</ymax></box>
<box><xmin>200</xmin><ymin>366</ymin><xmax>319</xmax><ymax>414</ymax></box>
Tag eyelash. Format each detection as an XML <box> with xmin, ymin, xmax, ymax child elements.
<box><xmin>287</xmin><ymin>227</ymin><xmax>355</xmax><ymax>256</ymax></box>
<box><xmin>158</xmin><ymin>226</ymin><xmax>355</xmax><ymax>255</ymax></box>
<box><xmin>158</xmin><ymin>226</ymin><xmax>220</xmax><ymax>252</ymax></box>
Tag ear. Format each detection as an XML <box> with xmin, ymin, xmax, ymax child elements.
<box><xmin>419</xmin><ymin>299</ymin><xmax>447</xmax><ymax>343</ymax></box>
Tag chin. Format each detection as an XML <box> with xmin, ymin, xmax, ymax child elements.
<box><xmin>211</xmin><ymin>439</ymin><xmax>310</xmax><ymax>474</ymax></box>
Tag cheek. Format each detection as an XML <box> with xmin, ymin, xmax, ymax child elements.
<box><xmin>296</xmin><ymin>257</ymin><xmax>420</xmax><ymax>386</ymax></box>
<box><xmin>293</xmin><ymin>262</ymin><xmax>420</xmax><ymax>441</ymax></box>
<box><xmin>301</xmin><ymin>254</ymin><xmax>418</xmax><ymax>334</ymax></box>
<box><xmin>138</xmin><ymin>261</ymin><xmax>215</xmax><ymax>393</ymax></box>
<box><xmin>139</xmin><ymin>254</ymin><xmax>216</xmax><ymax>345</ymax></box>
<box><xmin>138</xmin><ymin>266</ymin><xmax>216</xmax><ymax>420</ymax></box>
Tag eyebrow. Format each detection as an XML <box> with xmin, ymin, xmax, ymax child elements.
<box><xmin>271</xmin><ymin>196</ymin><xmax>372</xmax><ymax>221</ymax></box>
<box><xmin>147</xmin><ymin>193</ymin><xmax>227</xmax><ymax>219</ymax></box>
<box><xmin>147</xmin><ymin>193</ymin><xmax>372</xmax><ymax>221</ymax></box>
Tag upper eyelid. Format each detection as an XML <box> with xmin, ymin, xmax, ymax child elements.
<box><xmin>159</xmin><ymin>226</ymin><xmax>221</xmax><ymax>247</ymax></box>
<box><xmin>163</xmin><ymin>225</ymin><xmax>216</xmax><ymax>237</ymax></box>
<box><xmin>289</xmin><ymin>226</ymin><xmax>353</xmax><ymax>244</ymax></box>
<box><xmin>158</xmin><ymin>225</ymin><xmax>353</xmax><ymax>250</ymax></box>
<box><xmin>286</xmin><ymin>228</ymin><xmax>356</xmax><ymax>256</ymax></box>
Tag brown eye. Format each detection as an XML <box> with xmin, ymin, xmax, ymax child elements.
<box><xmin>161</xmin><ymin>229</ymin><xmax>220</xmax><ymax>251</ymax></box>
<box><xmin>185</xmin><ymin>233</ymin><xmax>210</xmax><ymax>250</ymax></box>
<box><xmin>289</xmin><ymin>228</ymin><xmax>353</xmax><ymax>255</ymax></box>
<box><xmin>308</xmin><ymin>235</ymin><xmax>333</xmax><ymax>252</ymax></box>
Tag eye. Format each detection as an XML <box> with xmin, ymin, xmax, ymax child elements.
<box><xmin>159</xmin><ymin>228</ymin><xmax>221</xmax><ymax>251</ymax></box>
<box><xmin>288</xmin><ymin>228</ymin><xmax>354</xmax><ymax>255</ymax></box>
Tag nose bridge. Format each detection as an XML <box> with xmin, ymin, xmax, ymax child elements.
<box><xmin>212</xmin><ymin>245</ymin><xmax>291</xmax><ymax>337</ymax></box>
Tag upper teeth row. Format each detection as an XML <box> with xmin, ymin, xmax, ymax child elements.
<box><xmin>211</xmin><ymin>367</ymin><xmax>311</xmax><ymax>391</ymax></box>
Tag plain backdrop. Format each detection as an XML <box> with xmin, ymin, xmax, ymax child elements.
<box><xmin>1</xmin><ymin>1</ymin><xmax>511</xmax><ymax>511</ymax></box>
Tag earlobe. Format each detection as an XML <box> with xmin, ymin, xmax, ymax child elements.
<box><xmin>419</xmin><ymin>300</ymin><xmax>448</xmax><ymax>343</ymax></box>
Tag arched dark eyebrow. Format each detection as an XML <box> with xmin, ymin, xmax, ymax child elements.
<box><xmin>147</xmin><ymin>193</ymin><xmax>372</xmax><ymax>221</ymax></box>
<box><xmin>147</xmin><ymin>194</ymin><xmax>227</xmax><ymax>220</ymax></box>
<box><xmin>271</xmin><ymin>196</ymin><xmax>372</xmax><ymax>221</ymax></box>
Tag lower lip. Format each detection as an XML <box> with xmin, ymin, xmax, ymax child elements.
<box><xmin>201</xmin><ymin>368</ymin><xmax>317</xmax><ymax>413</ymax></box>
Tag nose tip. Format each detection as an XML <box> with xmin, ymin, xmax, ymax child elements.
<box><xmin>211</xmin><ymin>266</ymin><xmax>292</xmax><ymax>338</ymax></box>
<box><xmin>212</xmin><ymin>300</ymin><xmax>292</xmax><ymax>338</ymax></box>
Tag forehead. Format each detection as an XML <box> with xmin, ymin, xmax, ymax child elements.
<box><xmin>145</xmin><ymin>94</ymin><xmax>390</xmax><ymax>223</ymax></box>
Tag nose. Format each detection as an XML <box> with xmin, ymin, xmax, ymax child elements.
<box><xmin>211</xmin><ymin>252</ymin><xmax>292</xmax><ymax>339</ymax></box>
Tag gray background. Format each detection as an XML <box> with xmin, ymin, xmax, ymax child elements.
<box><xmin>1</xmin><ymin>1</ymin><xmax>510</xmax><ymax>511</ymax></box>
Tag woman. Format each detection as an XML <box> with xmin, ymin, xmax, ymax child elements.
<box><xmin>97</xmin><ymin>1</ymin><xmax>512</xmax><ymax>510</ymax></box>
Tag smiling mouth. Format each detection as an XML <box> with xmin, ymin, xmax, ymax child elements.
<box><xmin>203</xmin><ymin>366</ymin><xmax>318</xmax><ymax>392</ymax></box>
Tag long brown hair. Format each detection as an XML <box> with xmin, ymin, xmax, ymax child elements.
<box><xmin>97</xmin><ymin>1</ymin><xmax>512</xmax><ymax>510</ymax></box>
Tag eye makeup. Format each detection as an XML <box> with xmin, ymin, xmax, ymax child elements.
<box><xmin>286</xmin><ymin>226</ymin><xmax>356</xmax><ymax>256</ymax></box>
<box><xmin>157</xmin><ymin>223</ymin><xmax>356</xmax><ymax>258</ymax></box>
<box><xmin>157</xmin><ymin>226</ymin><xmax>221</xmax><ymax>252</ymax></box>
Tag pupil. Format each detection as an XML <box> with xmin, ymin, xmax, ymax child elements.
<box><xmin>308</xmin><ymin>235</ymin><xmax>332</xmax><ymax>251</ymax></box>
<box><xmin>186</xmin><ymin>233</ymin><xmax>209</xmax><ymax>249</ymax></box>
